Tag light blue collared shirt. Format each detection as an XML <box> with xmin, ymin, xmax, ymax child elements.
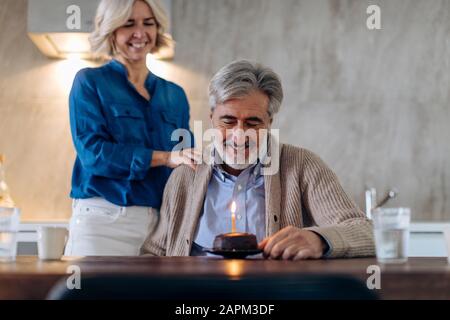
<box><xmin>191</xmin><ymin>162</ymin><xmax>265</xmax><ymax>255</ymax></box>
<box><xmin>190</xmin><ymin>145</ymin><xmax>333</xmax><ymax>257</ymax></box>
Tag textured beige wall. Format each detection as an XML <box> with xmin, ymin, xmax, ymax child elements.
<box><xmin>0</xmin><ymin>0</ymin><xmax>448</xmax><ymax>221</ymax></box>
<box><xmin>169</xmin><ymin>0</ymin><xmax>450</xmax><ymax>221</ymax></box>
<box><xmin>0</xmin><ymin>0</ymin><xmax>98</xmax><ymax>221</ymax></box>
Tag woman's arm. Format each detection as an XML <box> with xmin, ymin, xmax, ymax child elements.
<box><xmin>153</xmin><ymin>86</ymin><xmax>200</xmax><ymax>170</ymax></box>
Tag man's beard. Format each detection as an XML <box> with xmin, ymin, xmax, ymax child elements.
<box><xmin>213</xmin><ymin>138</ymin><xmax>266</xmax><ymax>170</ymax></box>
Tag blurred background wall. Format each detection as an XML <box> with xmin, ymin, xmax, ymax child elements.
<box><xmin>0</xmin><ymin>0</ymin><xmax>448</xmax><ymax>221</ymax></box>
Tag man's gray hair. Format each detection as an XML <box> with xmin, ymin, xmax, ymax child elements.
<box><xmin>208</xmin><ymin>60</ymin><xmax>284</xmax><ymax>117</ymax></box>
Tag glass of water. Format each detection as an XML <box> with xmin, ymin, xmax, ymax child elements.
<box><xmin>0</xmin><ymin>207</ymin><xmax>20</xmax><ymax>262</ymax></box>
<box><xmin>373</xmin><ymin>207</ymin><xmax>410</xmax><ymax>264</ymax></box>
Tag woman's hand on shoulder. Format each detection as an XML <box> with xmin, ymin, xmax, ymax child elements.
<box><xmin>166</xmin><ymin>149</ymin><xmax>202</xmax><ymax>170</ymax></box>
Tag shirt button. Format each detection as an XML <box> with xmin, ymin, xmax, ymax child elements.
<box><xmin>237</xmin><ymin>184</ymin><xmax>242</xmax><ymax>191</ymax></box>
<box><xmin>237</xmin><ymin>214</ymin><xmax>242</xmax><ymax>220</ymax></box>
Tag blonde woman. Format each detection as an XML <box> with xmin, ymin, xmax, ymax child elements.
<box><xmin>65</xmin><ymin>0</ymin><xmax>200</xmax><ymax>256</ymax></box>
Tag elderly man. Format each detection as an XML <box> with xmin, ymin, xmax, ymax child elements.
<box><xmin>141</xmin><ymin>60</ymin><xmax>375</xmax><ymax>259</ymax></box>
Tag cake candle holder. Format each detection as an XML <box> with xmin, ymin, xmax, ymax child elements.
<box><xmin>203</xmin><ymin>199</ymin><xmax>262</xmax><ymax>258</ymax></box>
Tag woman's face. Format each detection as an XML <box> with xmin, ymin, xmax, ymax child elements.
<box><xmin>113</xmin><ymin>0</ymin><xmax>158</xmax><ymax>62</ymax></box>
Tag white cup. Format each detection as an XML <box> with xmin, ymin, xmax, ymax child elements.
<box><xmin>37</xmin><ymin>226</ymin><xmax>68</xmax><ymax>260</ymax></box>
<box><xmin>444</xmin><ymin>227</ymin><xmax>450</xmax><ymax>264</ymax></box>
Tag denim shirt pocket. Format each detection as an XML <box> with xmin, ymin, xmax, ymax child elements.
<box><xmin>159</xmin><ymin>110</ymin><xmax>182</xmax><ymax>150</ymax></box>
<box><xmin>108</xmin><ymin>104</ymin><xmax>147</xmax><ymax>144</ymax></box>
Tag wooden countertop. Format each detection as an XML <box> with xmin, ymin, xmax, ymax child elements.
<box><xmin>1</xmin><ymin>256</ymin><xmax>450</xmax><ymax>299</ymax></box>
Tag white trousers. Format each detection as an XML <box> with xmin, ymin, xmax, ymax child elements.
<box><xmin>64</xmin><ymin>198</ymin><xmax>159</xmax><ymax>256</ymax></box>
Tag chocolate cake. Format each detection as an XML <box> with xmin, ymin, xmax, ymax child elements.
<box><xmin>213</xmin><ymin>232</ymin><xmax>258</xmax><ymax>251</ymax></box>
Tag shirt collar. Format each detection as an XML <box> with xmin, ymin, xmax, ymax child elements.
<box><xmin>212</xmin><ymin>162</ymin><xmax>262</xmax><ymax>182</ymax></box>
<box><xmin>209</xmin><ymin>146</ymin><xmax>264</xmax><ymax>182</ymax></box>
<box><xmin>109</xmin><ymin>59</ymin><xmax>127</xmax><ymax>76</ymax></box>
<box><xmin>108</xmin><ymin>59</ymin><xmax>158</xmax><ymax>96</ymax></box>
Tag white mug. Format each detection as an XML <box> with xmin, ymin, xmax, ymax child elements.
<box><xmin>37</xmin><ymin>226</ymin><xmax>68</xmax><ymax>260</ymax></box>
<box><xmin>444</xmin><ymin>227</ymin><xmax>450</xmax><ymax>264</ymax></box>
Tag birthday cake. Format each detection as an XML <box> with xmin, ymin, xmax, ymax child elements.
<box><xmin>213</xmin><ymin>232</ymin><xmax>258</xmax><ymax>251</ymax></box>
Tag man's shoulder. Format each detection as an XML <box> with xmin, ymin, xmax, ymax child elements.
<box><xmin>278</xmin><ymin>144</ymin><xmax>330</xmax><ymax>176</ymax></box>
<box><xmin>280</xmin><ymin>143</ymin><xmax>316</xmax><ymax>162</ymax></box>
<box><xmin>167</xmin><ymin>165</ymin><xmax>196</xmax><ymax>186</ymax></box>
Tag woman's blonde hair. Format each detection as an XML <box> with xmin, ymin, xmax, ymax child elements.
<box><xmin>89</xmin><ymin>0</ymin><xmax>172</xmax><ymax>58</ymax></box>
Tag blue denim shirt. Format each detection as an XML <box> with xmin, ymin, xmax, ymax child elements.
<box><xmin>69</xmin><ymin>59</ymin><xmax>193</xmax><ymax>208</ymax></box>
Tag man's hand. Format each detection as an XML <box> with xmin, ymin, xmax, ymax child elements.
<box><xmin>258</xmin><ymin>226</ymin><xmax>327</xmax><ymax>260</ymax></box>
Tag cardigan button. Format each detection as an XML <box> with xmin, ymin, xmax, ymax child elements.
<box><xmin>273</xmin><ymin>215</ymin><xmax>278</xmax><ymax>222</ymax></box>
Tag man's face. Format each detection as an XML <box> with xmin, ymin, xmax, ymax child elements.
<box><xmin>211</xmin><ymin>90</ymin><xmax>272</xmax><ymax>170</ymax></box>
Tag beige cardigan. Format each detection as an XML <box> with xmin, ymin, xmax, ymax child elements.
<box><xmin>141</xmin><ymin>143</ymin><xmax>375</xmax><ymax>258</ymax></box>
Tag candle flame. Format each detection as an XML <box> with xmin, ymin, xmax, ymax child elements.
<box><xmin>231</xmin><ymin>201</ymin><xmax>236</xmax><ymax>213</ymax></box>
<box><xmin>231</xmin><ymin>201</ymin><xmax>237</xmax><ymax>233</ymax></box>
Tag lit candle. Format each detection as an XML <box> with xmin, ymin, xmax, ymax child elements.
<box><xmin>231</xmin><ymin>201</ymin><xmax>237</xmax><ymax>233</ymax></box>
